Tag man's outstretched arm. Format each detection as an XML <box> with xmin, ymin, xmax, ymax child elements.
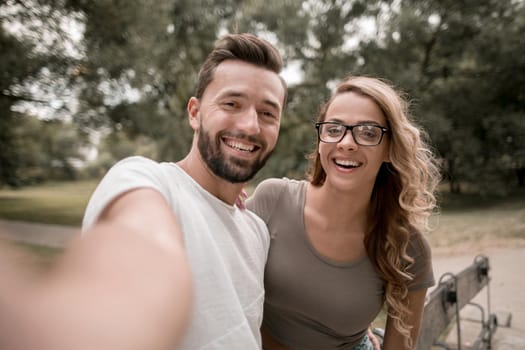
<box><xmin>1</xmin><ymin>188</ymin><xmax>193</xmax><ymax>350</ymax></box>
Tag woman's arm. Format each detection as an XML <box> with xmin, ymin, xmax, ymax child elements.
<box><xmin>382</xmin><ymin>288</ymin><xmax>427</xmax><ymax>350</ymax></box>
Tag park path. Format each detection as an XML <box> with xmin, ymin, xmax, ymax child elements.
<box><xmin>0</xmin><ymin>219</ymin><xmax>79</xmax><ymax>248</ymax></box>
<box><xmin>0</xmin><ymin>218</ymin><xmax>524</xmax><ymax>348</ymax></box>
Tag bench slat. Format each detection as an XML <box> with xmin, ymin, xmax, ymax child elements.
<box><xmin>416</xmin><ymin>258</ymin><xmax>489</xmax><ymax>349</ymax></box>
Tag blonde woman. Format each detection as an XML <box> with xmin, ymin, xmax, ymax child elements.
<box><xmin>246</xmin><ymin>76</ymin><xmax>440</xmax><ymax>350</ymax></box>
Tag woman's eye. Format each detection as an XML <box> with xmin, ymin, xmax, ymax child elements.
<box><xmin>327</xmin><ymin>127</ymin><xmax>342</xmax><ymax>135</ymax></box>
<box><xmin>358</xmin><ymin>126</ymin><xmax>379</xmax><ymax>139</ymax></box>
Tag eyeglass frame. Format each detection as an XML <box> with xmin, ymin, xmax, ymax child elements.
<box><xmin>315</xmin><ymin>121</ymin><xmax>389</xmax><ymax>146</ymax></box>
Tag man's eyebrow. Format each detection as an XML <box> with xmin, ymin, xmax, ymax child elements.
<box><xmin>262</xmin><ymin>98</ymin><xmax>281</xmax><ymax>111</ymax></box>
<box><xmin>219</xmin><ymin>90</ymin><xmax>281</xmax><ymax>111</ymax></box>
<box><xmin>219</xmin><ymin>90</ymin><xmax>245</xmax><ymax>99</ymax></box>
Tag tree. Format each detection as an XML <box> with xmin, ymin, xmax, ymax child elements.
<box><xmin>356</xmin><ymin>0</ymin><xmax>525</xmax><ymax>193</ymax></box>
<box><xmin>0</xmin><ymin>24</ymin><xmax>39</xmax><ymax>186</ymax></box>
<box><xmin>0</xmin><ymin>0</ymin><xmax>82</xmax><ymax>186</ymax></box>
<box><xmin>67</xmin><ymin>0</ymin><xmax>244</xmax><ymax>162</ymax></box>
<box><xmin>234</xmin><ymin>0</ymin><xmax>393</xmax><ymax>180</ymax></box>
<box><xmin>4</xmin><ymin>0</ymin><xmax>524</xmax><ymax>194</ymax></box>
<box><xmin>7</xmin><ymin>114</ymin><xmax>87</xmax><ymax>184</ymax></box>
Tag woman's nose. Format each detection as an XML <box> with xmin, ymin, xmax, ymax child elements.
<box><xmin>337</xmin><ymin>130</ymin><xmax>358</xmax><ymax>150</ymax></box>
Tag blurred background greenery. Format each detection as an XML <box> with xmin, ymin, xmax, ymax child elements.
<box><xmin>1</xmin><ymin>2</ymin><xmax>524</xmax><ymax>336</ymax></box>
<box><xmin>1</xmin><ymin>0</ymin><xmax>525</xmax><ymax>200</ymax></box>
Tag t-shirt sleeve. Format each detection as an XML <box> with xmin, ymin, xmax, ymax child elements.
<box><xmin>82</xmin><ymin>156</ymin><xmax>171</xmax><ymax>232</ymax></box>
<box><xmin>245</xmin><ymin>178</ymin><xmax>286</xmax><ymax>224</ymax></box>
<box><xmin>406</xmin><ymin>233</ymin><xmax>435</xmax><ymax>291</ymax></box>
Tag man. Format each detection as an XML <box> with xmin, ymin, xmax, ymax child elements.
<box><xmin>1</xmin><ymin>33</ymin><xmax>286</xmax><ymax>350</ymax></box>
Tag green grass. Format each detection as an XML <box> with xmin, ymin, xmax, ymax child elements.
<box><xmin>0</xmin><ymin>180</ymin><xmax>98</xmax><ymax>226</ymax></box>
<box><xmin>11</xmin><ymin>241</ymin><xmax>63</xmax><ymax>270</ymax></box>
<box><xmin>1</xmin><ymin>180</ymin><xmax>524</xmax><ymax>264</ymax></box>
<box><xmin>427</xmin><ymin>188</ymin><xmax>525</xmax><ymax>254</ymax></box>
<box><xmin>438</xmin><ymin>187</ymin><xmax>525</xmax><ymax>211</ymax></box>
<box><xmin>14</xmin><ymin>241</ymin><xmax>62</xmax><ymax>256</ymax></box>
<box><xmin>1</xmin><ymin>180</ymin><xmax>524</xmax><ymax>238</ymax></box>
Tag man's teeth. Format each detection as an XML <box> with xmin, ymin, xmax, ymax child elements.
<box><xmin>334</xmin><ymin>159</ymin><xmax>360</xmax><ymax>168</ymax></box>
<box><xmin>227</xmin><ymin>141</ymin><xmax>255</xmax><ymax>152</ymax></box>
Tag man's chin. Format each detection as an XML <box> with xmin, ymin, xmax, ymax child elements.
<box><xmin>205</xmin><ymin>151</ymin><xmax>271</xmax><ymax>184</ymax></box>
<box><xmin>216</xmin><ymin>167</ymin><xmax>256</xmax><ymax>184</ymax></box>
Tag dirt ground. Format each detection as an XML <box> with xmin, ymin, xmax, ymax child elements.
<box><xmin>1</xmin><ymin>219</ymin><xmax>524</xmax><ymax>348</ymax></box>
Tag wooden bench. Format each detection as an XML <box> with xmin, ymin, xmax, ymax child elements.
<box><xmin>416</xmin><ymin>255</ymin><xmax>511</xmax><ymax>350</ymax></box>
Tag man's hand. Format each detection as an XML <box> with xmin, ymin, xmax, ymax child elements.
<box><xmin>0</xmin><ymin>189</ymin><xmax>194</xmax><ymax>350</ymax></box>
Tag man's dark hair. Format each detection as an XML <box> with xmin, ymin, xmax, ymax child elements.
<box><xmin>194</xmin><ymin>33</ymin><xmax>286</xmax><ymax>101</ymax></box>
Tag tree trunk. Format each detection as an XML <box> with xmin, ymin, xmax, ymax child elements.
<box><xmin>517</xmin><ymin>168</ymin><xmax>525</xmax><ymax>187</ymax></box>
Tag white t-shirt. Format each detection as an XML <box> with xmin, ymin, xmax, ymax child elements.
<box><xmin>82</xmin><ymin>156</ymin><xmax>270</xmax><ymax>350</ymax></box>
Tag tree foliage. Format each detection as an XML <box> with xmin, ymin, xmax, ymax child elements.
<box><xmin>356</xmin><ymin>0</ymin><xmax>525</xmax><ymax>193</ymax></box>
<box><xmin>0</xmin><ymin>0</ymin><xmax>82</xmax><ymax>186</ymax></box>
<box><xmin>2</xmin><ymin>0</ymin><xmax>524</xmax><ymax>194</ymax></box>
<box><xmin>6</xmin><ymin>114</ymin><xmax>87</xmax><ymax>184</ymax></box>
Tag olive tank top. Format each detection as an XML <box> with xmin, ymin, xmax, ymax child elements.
<box><xmin>246</xmin><ymin>178</ymin><xmax>435</xmax><ymax>350</ymax></box>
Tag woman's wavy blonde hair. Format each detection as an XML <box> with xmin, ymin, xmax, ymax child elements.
<box><xmin>307</xmin><ymin>76</ymin><xmax>441</xmax><ymax>348</ymax></box>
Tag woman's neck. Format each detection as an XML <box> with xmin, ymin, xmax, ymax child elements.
<box><xmin>306</xmin><ymin>182</ymin><xmax>370</xmax><ymax>232</ymax></box>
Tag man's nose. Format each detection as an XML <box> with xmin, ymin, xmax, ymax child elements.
<box><xmin>237</xmin><ymin>107</ymin><xmax>260</xmax><ymax>134</ymax></box>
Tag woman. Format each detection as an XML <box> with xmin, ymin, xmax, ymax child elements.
<box><xmin>246</xmin><ymin>76</ymin><xmax>440</xmax><ymax>349</ymax></box>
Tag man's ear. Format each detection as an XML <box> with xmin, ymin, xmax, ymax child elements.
<box><xmin>187</xmin><ymin>97</ymin><xmax>200</xmax><ymax>131</ymax></box>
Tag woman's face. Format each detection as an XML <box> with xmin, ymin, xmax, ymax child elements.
<box><xmin>318</xmin><ymin>91</ymin><xmax>390</xmax><ymax>193</ymax></box>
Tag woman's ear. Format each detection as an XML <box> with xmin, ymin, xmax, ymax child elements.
<box><xmin>187</xmin><ymin>97</ymin><xmax>200</xmax><ymax>131</ymax></box>
<box><xmin>383</xmin><ymin>143</ymin><xmax>391</xmax><ymax>163</ymax></box>
<box><xmin>383</xmin><ymin>151</ymin><xmax>391</xmax><ymax>163</ymax></box>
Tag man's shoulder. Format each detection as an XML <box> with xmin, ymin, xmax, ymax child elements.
<box><xmin>114</xmin><ymin>155</ymin><xmax>158</xmax><ymax>166</ymax></box>
<box><xmin>108</xmin><ymin>156</ymin><xmax>184</xmax><ymax>183</ymax></box>
<box><xmin>111</xmin><ymin>156</ymin><xmax>170</xmax><ymax>170</ymax></box>
<box><xmin>238</xmin><ymin>208</ymin><xmax>271</xmax><ymax>243</ymax></box>
<box><xmin>241</xmin><ymin>207</ymin><xmax>267</xmax><ymax>224</ymax></box>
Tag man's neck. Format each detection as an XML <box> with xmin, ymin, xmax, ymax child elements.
<box><xmin>177</xmin><ymin>153</ymin><xmax>242</xmax><ymax>206</ymax></box>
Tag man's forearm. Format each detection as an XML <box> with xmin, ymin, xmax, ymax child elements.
<box><xmin>1</xmin><ymin>222</ymin><xmax>193</xmax><ymax>350</ymax></box>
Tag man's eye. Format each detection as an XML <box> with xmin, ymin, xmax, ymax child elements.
<box><xmin>260</xmin><ymin>111</ymin><xmax>277</xmax><ymax>119</ymax></box>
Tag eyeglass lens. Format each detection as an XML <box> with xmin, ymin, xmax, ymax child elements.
<box><xmin>319</xmin><ymin>123</ymin><xmax>383</xmax><ymax>145</ymax></box>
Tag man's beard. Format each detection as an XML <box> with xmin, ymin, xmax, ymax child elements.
<box><xmin>197</xmin><ymin>128</ymin><xmax>273</xmax><ymax>183</ymax></box>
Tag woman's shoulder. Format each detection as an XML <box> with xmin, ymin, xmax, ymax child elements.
<box><xmin>246</xmin><ymin>178</ymin><xmax>306</xmax><ymax>218</ymax></box>
<box><xmin>407</xmin><ymin>230</ymin><xmax>432</xmax><ymax>255</ymax></box>
<box><xmin>406</xmin><ymin>230</ymin><xmax>435</xmax><ymax>290</ymax></box>
<box><xmin>255</xmin><ymin>177</ymin><xmax>305</xmax><ymax>192</ymax></box>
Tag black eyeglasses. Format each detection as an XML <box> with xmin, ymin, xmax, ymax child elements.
<box><xmin>315</xmin><ymin>121</ymin><xmax>389</xmax><ymax>146</ymax></box>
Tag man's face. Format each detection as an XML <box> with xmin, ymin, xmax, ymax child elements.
<box><xmin>188</xmin><ymin>60</ymin><xmax>285</xmax><ymax>183</ymax></box>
